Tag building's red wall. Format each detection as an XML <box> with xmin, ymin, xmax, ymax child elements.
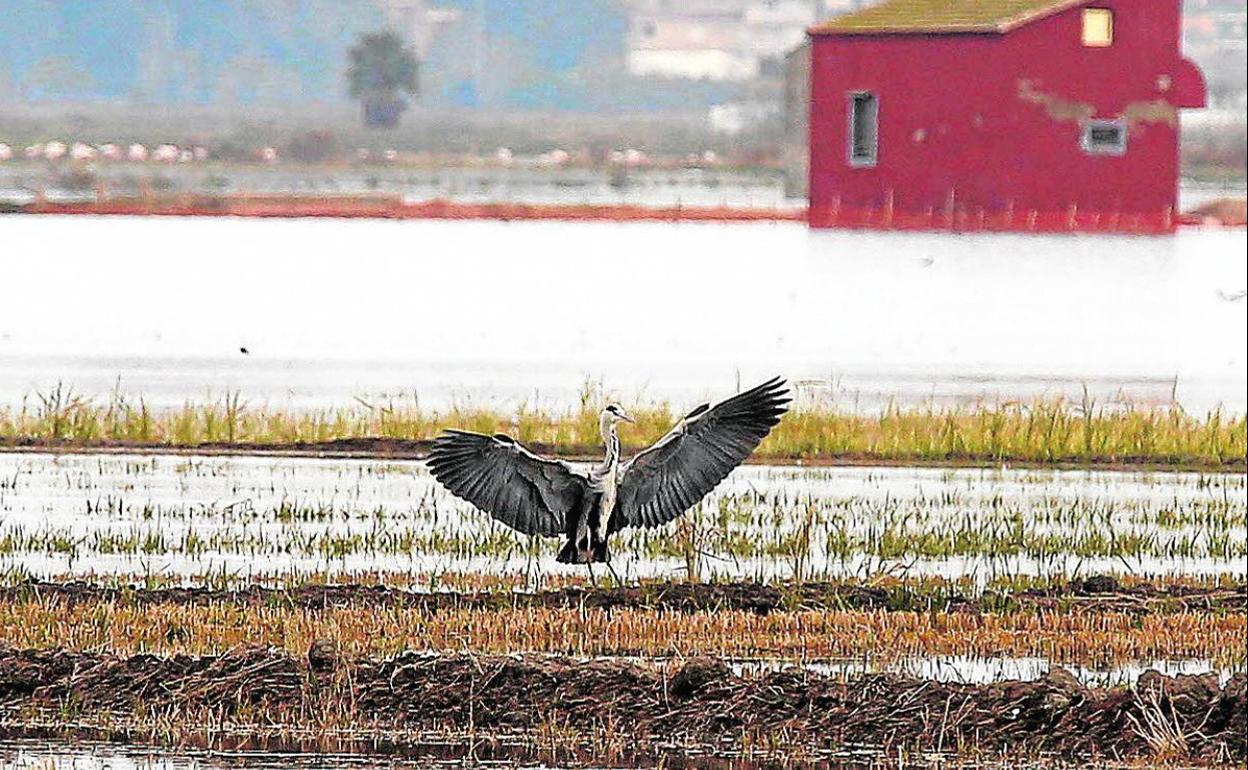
<box><xmin>808</xmin><ymin>0</ymin><xmax>1206</xmax><ymax>231</ymax></box>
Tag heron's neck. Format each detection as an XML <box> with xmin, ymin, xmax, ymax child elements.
<box><xmin>598</xmin><ymin>416</ymin><xmax>620</xmax><ymax>472</ymax></box>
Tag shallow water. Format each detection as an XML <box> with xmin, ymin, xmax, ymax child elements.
<box><xmin>0</xmin><ymin>740</ymin><xmax>702</xmax><ymax>770</ymax></box>
<box><xmin>0</xmin><ymin>737</ymin><xmax>996</xmax><ymax>770</ymax></box>
<box><xmin>729</xmin><ymin>654</ymin><xmax>1235</xmax><ymax>687</ymax></box>
<box><xmin>0</xmin><ymin>216</ymin><xmax>1244</xmax><ymax>415</ymax></box>
<box><xmin>0</xmin><ymin>732</ymin><xmax>1200</xmax><ymax>770</ymax></box>
<box><xmin>0</xmin><ymin>451</ymin><xmax>1241</xmax><ymax>582</ymax></box>
<box><xmin>0</xmin><ymin>742</ymin><xmax>412</xmax><ymax>769</ymax></box>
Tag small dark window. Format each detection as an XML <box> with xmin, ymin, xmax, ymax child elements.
<box><xmin>1082</xmin><ymin>118</ymin><xmax>1127</xmax><ymax>155</ymax></box>
<box><xmin>848</xmin><ymin>91</ymin><xmax>878</xmax><ymax>167</ymax></box>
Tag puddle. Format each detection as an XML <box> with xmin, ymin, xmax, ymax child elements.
<box><xmin>726</xmin><ymin>654</ymin><xmax>1237</xmax><ymax>687</ymax></box>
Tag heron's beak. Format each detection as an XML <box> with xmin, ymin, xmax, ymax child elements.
<box><xmin>620</xmin><ymin>410</ymin><xmax>636</xmax><ymax>424</ymax></box>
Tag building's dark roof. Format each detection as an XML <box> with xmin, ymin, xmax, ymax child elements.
<box><xmin>810</xmin><ymin>0</ymin><xmax>1086</xmax><ymax>35</ymax></box>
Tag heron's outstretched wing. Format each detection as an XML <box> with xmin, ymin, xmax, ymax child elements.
<box><xmin>427</xmin><ymin>430</ymin><xmax>588</xmax><ymax>537</ymax></box>
<box><xmin>613</xmin><ymin>377</ymin><xmax>790</xmax><ymax>532</ymax></box>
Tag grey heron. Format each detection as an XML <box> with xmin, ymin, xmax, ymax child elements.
<box><xmin>426</xmin><ymin>377</ymin><xmax>790</xmax><ymax>576</ymax></box>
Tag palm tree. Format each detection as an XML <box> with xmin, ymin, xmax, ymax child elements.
<box><xmin>347</xmin><ymin>31</ymin><xmax>419</xmax><ymax>129</ymax></box>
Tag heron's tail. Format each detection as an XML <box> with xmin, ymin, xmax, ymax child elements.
<box><xmin>556</xmin><ymin>538</ymin><xmax>610</xmax><ymax>564</ymax></box>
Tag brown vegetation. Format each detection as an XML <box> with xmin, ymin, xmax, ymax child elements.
<box><xmin>1</xmin><ymin>582</ymin><xmax>1243</xmax><ymax>666</ymax></box>
<box><xmin>0</xmin><ymin>647</ymin><xmax>1242</xmax><ymax>763</ymax></box>
<box><xmin>1186</xmin><ymin>198</ymin><xmax>1248</xmax><ymax>227</ymax></box>
<box><xmin>11</xmin><ymin>195</ymin><xmax>804</xmax><ymax>222</ymax></box>
<box><xmin>7</xmin><ymin>577</ymin><xmax>1246</xmax><ymax>616</ymax></box>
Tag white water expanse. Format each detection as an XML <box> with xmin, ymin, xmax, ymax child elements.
<box><xmin>0</xmin><ymin>215</ymin><xmax>1245</xmax><ymax>414</ymax></box>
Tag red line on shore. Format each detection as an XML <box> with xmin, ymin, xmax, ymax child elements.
<box><xmin>11</xmin><ymin>195</ymin><xmax>1240</xmax><ymax>230</ymax></box>
<box><xmin>17</xmin><ymin>196</ymin><xmax>806</xmax><ymax>223</ymax></box>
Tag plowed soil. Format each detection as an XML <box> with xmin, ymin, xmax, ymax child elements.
<box><xmin>0</xmin><ymin>646</ymin><xmax>1242</xmax><ymax>763</ymax></box>
<box><xmin>5</xmin><ymin>577</ymin><xmax>1244</xmax><ymax>615</ymax></box>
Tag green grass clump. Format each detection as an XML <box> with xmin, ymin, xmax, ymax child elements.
<box><xmin>1</xmin><ymin>383</ymin><xmax>1243</xmax><ymax>469</ymax></box>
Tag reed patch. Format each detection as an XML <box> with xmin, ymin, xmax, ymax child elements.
<box><xmin>2</xmin><ymin>384</ymin><xmax>1243</xmax><ymax>469</ymax></box>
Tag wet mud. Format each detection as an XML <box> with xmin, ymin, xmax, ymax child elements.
<box><xmin>0</xmin><ymin>646</ymin><xmax>1242</xmax><ymax>763</ymax></box>
<box><xmin>5</xmin><ymin>577</ymin><xmax>1244</xmax><ymax>616</ymax></box>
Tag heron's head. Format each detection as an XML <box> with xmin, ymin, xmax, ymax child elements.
<box><xmin>602</xmin><ymin>403</ymin><xmax>635</xmax><ymax>425</ymax></box>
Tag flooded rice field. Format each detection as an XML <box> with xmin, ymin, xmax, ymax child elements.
<box><xmin>0</xmin><ymin>452</ymin><xmax>1242</xmax><ymax>582</ymax></box>
<box><xmin>1</xmin><ymin>216</ymin><xmax>1245</xmax><ymax>416</ymax></box>
<box><xmin>1</xmin><ymin>214</ymin><xmax>1244</xmax><ymax>767</ymax></box>
<box><xmin>3</xmin><ymin>448</ymin><xmax>1239</xmax><ymax>764</ymax></box>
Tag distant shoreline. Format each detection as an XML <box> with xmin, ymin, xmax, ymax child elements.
<box><xmin>1</xmin><ymin>194</ymin><xmax>805</xmax><ymax>223</ymax></box>
<box><xmin>6</xmin><ymin>193</ymin><xmax>1246</xmax><ymax>229</ymax></box>
<box><xmin>3</xmin><ymin>439</ymin><xmax>1243</xmax><ymax>475</ymax></box>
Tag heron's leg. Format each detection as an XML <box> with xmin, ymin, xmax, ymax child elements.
<box><xmin>606</xmin><ymin>560</ymin><xmax>624</xmax><ymax>587</ymax></box>
<box><xmin>586</xmin><ymin>562</ymin><xmax>597</xmax><ymax>587</ymax></box>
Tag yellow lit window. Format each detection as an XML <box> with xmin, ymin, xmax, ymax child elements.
<box><xmin>1082</xmin><ymin>8</ymin><xmax>1114</xmax><ymax>47</ymax></box>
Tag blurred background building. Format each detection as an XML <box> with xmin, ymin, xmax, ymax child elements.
<box><xmin>0</xmin><ymin>0</ymin><xmax>1242</xmax><ymax>187</ymax></box>
<box><xmin>1</xmin><ymin>1</ymin><xmax>1242</xmax><ymax>109</ymax></box>
<box><xmin>1184</xmin><ymin>0</ymin><xmax>1247</xmax><ymax>109</ymax></box>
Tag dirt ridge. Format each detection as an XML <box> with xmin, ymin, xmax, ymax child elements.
<box><xmin>6</xmin><ymin>578</ymin><xmax>1245</xmax><ymax>615</ymax></box>
<box><xmin>0</xmin><ymin>646</ymin><xmax>1242</xmax><ymax>762</ymax></box>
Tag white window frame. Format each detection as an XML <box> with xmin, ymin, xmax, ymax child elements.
<box><xmin>1081</xmin><ymin>118</ymin><xmax>1128</xmax><ymax>156</ymax></box>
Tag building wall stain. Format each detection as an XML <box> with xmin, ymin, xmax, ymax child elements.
<box><xmin>1017</xmin><ymin>78</ymin><xmax>1095</xmax><ymax>123</ymax></box>
<box><xmin>1123</xmin><ymin>99</ymin><xmax>1178</xmax><ymax>127</ymax></box>
<box><xmin>1017</xmin><ymin>79</ymin><xmax>1179</xmax><ymax>126</ymax></box>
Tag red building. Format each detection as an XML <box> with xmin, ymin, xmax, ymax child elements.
<box><xmin>807</xmin><ymin>0</ymin><xmax>1206</xmax><ymax>233</ymax></box>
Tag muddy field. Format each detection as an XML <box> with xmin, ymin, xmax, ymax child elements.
<box><xmin>0</xmin><ymin>645</ymin><xmax>1243</xmax><ymax>763</ymax></box>
<box><xmin>1</xmin><ymin>577</ymin><xmax>1243</xmax><ymax>765</ymax></box>
<box><xmin>6</xmin><ymin>577</ymin><xmax>1246</xmax><ymax>616</ymax></box>
<box><xmin>0</xmin><ymin>423</ymin><xmax>1242</xmax><ymax>766</ymax></box>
